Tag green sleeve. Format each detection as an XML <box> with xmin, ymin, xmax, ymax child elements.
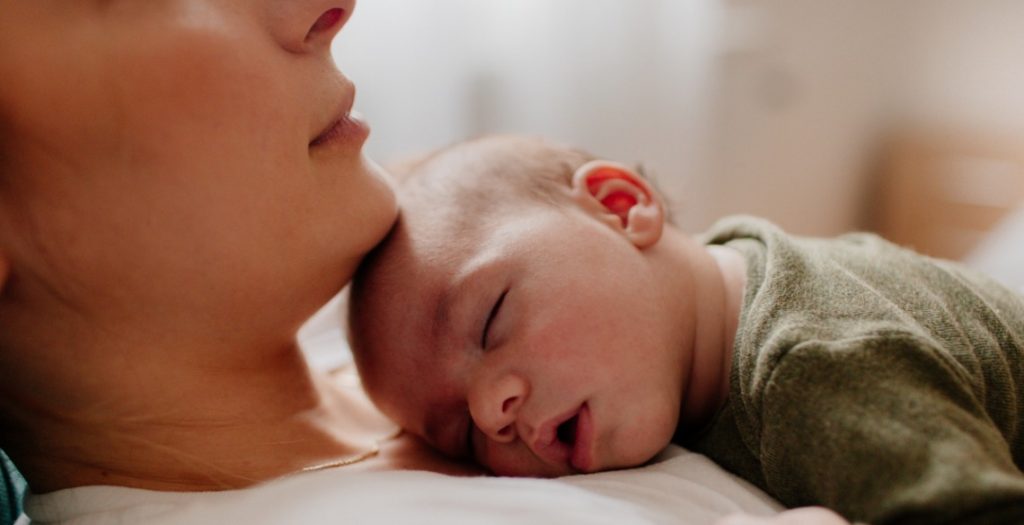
<box><xmin>758</xmin><ymin>335</ymin><xmax>1024</xmax><ymax>525</ymax></box>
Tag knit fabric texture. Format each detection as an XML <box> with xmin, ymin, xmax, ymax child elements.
<box><xmin>684</xmin><ymin>216</ymin><xmax>1024</xmax><ymax>524</ymax></box>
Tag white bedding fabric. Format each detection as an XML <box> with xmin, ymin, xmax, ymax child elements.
<box><xmin>21</xmin><ymin>447</ymin><xmax>780</xmax><ymax>525</ymax></box>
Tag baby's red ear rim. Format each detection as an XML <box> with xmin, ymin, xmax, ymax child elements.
<box><xmin>570</xmin><ymin>160</ymin><xmax>664</xmax><ymax>249</ymax></box>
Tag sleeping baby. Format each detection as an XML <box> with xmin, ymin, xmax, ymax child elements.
<box><xmin>347</xmin><ymin>135</ymin><xmax>1024</xmax><ymax>525</ymax></box>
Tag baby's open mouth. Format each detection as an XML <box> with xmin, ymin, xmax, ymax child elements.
<box><xmin>533</xmin><ymin>404</ymin><xmax>590</xmax><ymax>471</ymax></box>
<box><xmin>568</xmin><ymin>404</ymin><xmax>594</xmax><ymax>472</ymax></box>
<box><xmin>556</xmin><ymin>413</ymin><xmax>580</xmax><ymax>447</ymax></box>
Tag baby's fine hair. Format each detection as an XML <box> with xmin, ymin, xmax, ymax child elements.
<box><xmin>392</xmin><ymin>135</ymin><xmax>671</xmax><ymax>226</ymax></box>
<box><xmin>393</xmin><ymin>135</ymin><xmax>598</xmax><ymax>215</ymax></box>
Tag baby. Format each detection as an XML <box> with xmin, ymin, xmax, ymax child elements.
<box><xmin>348</xmin><ymin>135</ymin><xmax>1024</xmax><ymax>524</ymax></box>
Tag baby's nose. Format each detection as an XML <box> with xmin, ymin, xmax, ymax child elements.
<box><xmin>468</xmin><ymin>373</ymin><xmax>529</xmax><ymax>444</ymax></box>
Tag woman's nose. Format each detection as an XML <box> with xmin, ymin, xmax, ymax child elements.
<box><xmin>468</xmin><ymin>374</ymin><xmax>529</xmax><ymax>444</ymax></box>
<box><xmin>270</xmin><ymin>0</ymin><xmax>356</xmax><ymax>54</ymax></box>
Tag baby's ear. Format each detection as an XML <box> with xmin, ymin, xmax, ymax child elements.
<box><xmin>570</xmin><ymin>161</ymin><xmax>664</xmax><ymax>248</ymax></box>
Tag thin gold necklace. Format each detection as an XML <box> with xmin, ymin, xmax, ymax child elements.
<box><xmin>300</xmin><ymin>441</ymin><xmax>382</xmax><ymax>472</ymax></box>
<box><xmin>299</xmin><ymin>427</ymin><xmax>402</xmax><ymax>473</ymax></box>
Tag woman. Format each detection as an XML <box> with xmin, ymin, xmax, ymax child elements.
<box><xmin>1</xmin><ymin>0</ymin><xmax>471</xmax><ymax>497</ymax></box>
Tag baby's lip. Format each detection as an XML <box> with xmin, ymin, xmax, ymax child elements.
<box><xmin>531</xmin><ymin>404</ymin><xmax>585</xmax><ymax>469</ymax></box>
<box><xmin>570</xmin><ymin>403</ymin><xmax>594</xmax><ymax>472</ymax></box>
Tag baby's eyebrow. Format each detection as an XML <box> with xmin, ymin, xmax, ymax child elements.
<box><xmin>430</xmin><ymin>268</ymin><xmax>473</xmax><ymax>349</ymax></box>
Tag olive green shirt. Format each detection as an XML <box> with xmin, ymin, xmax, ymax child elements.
<box><xmin>683</xmin><ymin>216</ymin><xmax>1024</xmax><ymax>524</ymax></box>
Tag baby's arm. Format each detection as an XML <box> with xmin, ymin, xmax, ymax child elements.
<box><xmin>754</xmin><ymin>337</ymin><xmax>1024</xmax><ymax>524</ymax></box>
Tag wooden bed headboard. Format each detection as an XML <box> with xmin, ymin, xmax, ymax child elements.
<box><xmin>872</xmin><ymin>132</ymin><xmax>1024</xmax><ymax>261</ymax></box>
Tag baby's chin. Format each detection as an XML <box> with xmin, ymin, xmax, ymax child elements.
<box><xmin>483</xmin><ymin>429</ymin><xmax>673</xmax><ymax>478</ymax></box>
<box><xmin>476</xmin><ymin>447</ymin><xmax>577</xmax><ymax>478</ymax></box>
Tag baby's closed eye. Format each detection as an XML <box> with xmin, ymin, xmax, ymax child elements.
<box><xmin>481</xmin><ymin>289</ymin><xmax>509</xmax><ymax>349</ymax></box>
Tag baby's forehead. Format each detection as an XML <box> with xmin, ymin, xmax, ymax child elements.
<box><xmin>349</xmin><ymin>213</ymin><xmax>468</xmax><ymax>366</ymax></box>
<box><xmin>350</xmin><ymin>246</ymin><xmax>460</xmax><ymax>433</ymax></box>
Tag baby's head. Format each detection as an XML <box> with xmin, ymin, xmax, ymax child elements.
<box><xmin>349</xmin><ymin>136</ymin><xmax>696</xmax><ymax>477</ymax></box>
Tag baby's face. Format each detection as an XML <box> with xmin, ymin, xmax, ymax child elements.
<box><xmin>352</xmin><ymin>188</ymin><xmax>689</xmax><ymax>477</ymax></box>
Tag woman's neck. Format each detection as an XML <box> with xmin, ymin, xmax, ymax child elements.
<box><xmin>12</xmin><ymin>340</ymin><xmax>397</xmax><ymax>493</ymax></box>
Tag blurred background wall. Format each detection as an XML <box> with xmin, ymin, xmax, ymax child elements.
<box><xmin>332</xmin><ymin>0</ymin><xmax>1024</xmax><ymax>250</ymax></box>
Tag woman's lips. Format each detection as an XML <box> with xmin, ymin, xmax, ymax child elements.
<box><xmin>310</xmin><ymin>83</ymin><xmax>368</xmax><ymax>149</ymax></box>
<box><xmin>309</xmin><ymin>111</ymin><xmax>369</xmax><ymax>149</ymax></box>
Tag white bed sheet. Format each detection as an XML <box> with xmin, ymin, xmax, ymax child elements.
<box><xmin>22</xmin><ymin>446</ymin><xmax>780</xmax><ymax>525</ymax></box>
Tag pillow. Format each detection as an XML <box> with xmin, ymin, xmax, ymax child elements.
<box><xmin>964</xmin><ymin>204</ymin><xmax>1024</xmax><ymax>293</ymax></box>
